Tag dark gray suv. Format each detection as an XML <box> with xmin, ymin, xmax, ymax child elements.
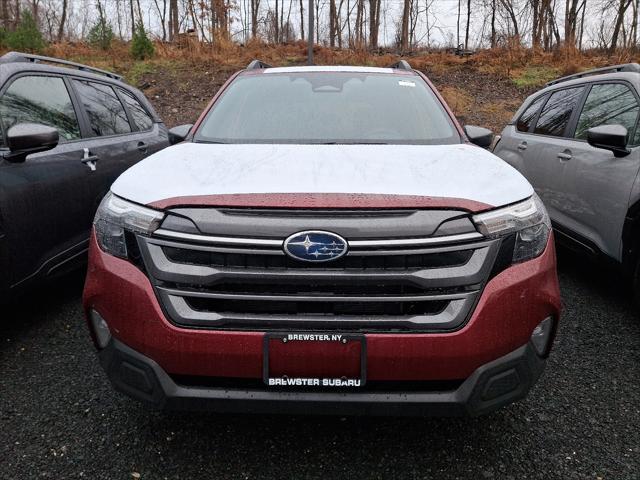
<box><xmin>0</xmin><ymin>52</ymin><xmax>168</xmax><ymax>300</ymax></box>
<box><xmin>494</xmin><ymin>63</ymin><xmax>640</xmax><ymax>300</ymax></box>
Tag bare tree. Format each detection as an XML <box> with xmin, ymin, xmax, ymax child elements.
<box><xmin>250</xmin><ymin>0</ymin><xmax>260</xmax><ymax>37</ymax></box>
<box><xmin>57</xmin><ymin>0</ymin><xmax>67</xmax><ymax>40</ymax></box>
<box><xmin>274</xmin><ymin>0</ymin><xmax>279</xmax><ymax>41</ymax></box>
<box><xmin>152</xmin><ymin>0</ymin><xmax>168</xmax><ymax>40</ymax></box>
<box><xmin>369</xmin><ymin>0</ymin><xmax>381</xmax><ymax>48</ymax></box>
<box><xmin>299</xmin><ymin>0</ymin><xmax>304</xmax><ymax>39</ymax></box>
<box><xmin>400</xmin><ymin>0</ymin><xmax>410</xmax><ymax>51</ymax></box>
<box><xmin>129</xmin><ymin>0</ymin><xmax>135</xmax><ymax>36</ymax></box>
<box><xmin>354</xmin><ymin>0</ymin><xmax>364</xmax><ymax>47</ymax></box>
<box><xmin>456</xmin><ymin>0</ymin><xmax>461</xmax><ymax>45</ymax></box>
<box><xmin>0</xmin><ymin>0</ymin><xmax>8</xmax><ymax>29</ymax></box>
<box><xmin>609</xmin><ymin>0</ymin><xmax>634</xmax><ymax>50</ymax></box>
<box><xmin>465</xmin><ymin>0</ymin><xmax>471</xmax><ymax>48</ymax></box>
<box><xmin>490</xmin><ymin>0</ymin><xmax>496</xmax><ymax>46</ymax></box>
<box><xmin>498</xmin><ymin>0</ymin><xmax>519</xmax><ymax>37</ymax></box>
<box><xmin>169</xmin><ymin>0</ymin><xmax>178</xmax><ymax>39</ymax></box>
<box><xmin>565</xmin><ymin>0</ymin><xmax>586</xmax><ymax>47</ymax></box>
<box><xmin>329</xmin><ymin>0</ymin><xmax>336</xmax><ymax>45</ymax></box>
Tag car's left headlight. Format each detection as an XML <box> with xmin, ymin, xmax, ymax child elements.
<box><xmin>94</xmin><ymin>192</ymin><xmax>164</xmax><ymax>259</ymax></box>
<box><xmin>472</xmin><ymin>194</ymin><xmax>551</xmax><ymax>263</ymax></box>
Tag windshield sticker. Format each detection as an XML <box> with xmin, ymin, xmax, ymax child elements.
<box><xmin>398</xmin><ymin>80</ymin><xmax>416</xmax><ymax>87</ymax></box>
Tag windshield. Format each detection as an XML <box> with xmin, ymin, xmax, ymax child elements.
<box><xmin>194</xmin><ymin>72</ymin><xmax>460</xmax><ymax>145</ymax></box>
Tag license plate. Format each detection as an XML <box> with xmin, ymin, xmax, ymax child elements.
<box><xmin>263</xmin><ymin>333</ymin><xmax>366</xmax><ymax>388</ymax></box>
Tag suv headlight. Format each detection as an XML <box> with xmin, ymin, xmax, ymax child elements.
<box><xmin>94</xmin><ymin>192</ymin><xmax>164</xmax><ymax>259</ymax></box>
<box><xmin>472</xmin><ymin>194</ymin><xmax>551</xmax><ymax>263</ymax></box>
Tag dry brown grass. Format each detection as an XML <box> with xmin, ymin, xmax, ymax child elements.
<box><xmin>4</xmin><ymin>40</ymin><xmax>637</xmax><ymax>90</ymax></box>
<box><xmin>439</xmin><ymin>86</ymin><xmax>474</xmax><ymax>116</ymax></box>
<box><xmin>476</xmin><ymin>99</ymin><xmax>522</xmax><ymax>128</ymax></box>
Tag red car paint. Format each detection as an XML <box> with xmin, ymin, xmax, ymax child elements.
<box><xmin>148</xmin><ymin>193</ymin><xmax>492</xmax><ymax>212</ymax></box>
<box><xmin>83</xmin><ymin>231</ymin><xmax>560</xmax><ymax>382</ymax></box>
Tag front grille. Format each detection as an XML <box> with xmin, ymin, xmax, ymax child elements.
<box><xmin>164</xmin><ymin>281</ymin><xmax>451</xmax><ymax>296</ymax></box>
<box><xmin>137</xmin><ymin>208</ymin><xmax>500</xmax><ymax>332</ymax></box>
<box><xmin>186</xmin><ymin>297</ymin><xmax>449</xmax><ymax>317</ymax></box>
<box><xmin>163</xmin><ymin>246</ymin><xmax>473</xmax><ymax>271</ymax></box>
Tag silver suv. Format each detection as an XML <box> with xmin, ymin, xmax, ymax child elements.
<box><xmin>494</xmin><ymin>64</ymin><xmax>640</xmax><ymax>301</ymax></box>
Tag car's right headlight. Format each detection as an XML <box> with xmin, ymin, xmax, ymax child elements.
<box><xmin>472</xmin><ymin>194</ymin><xmax>551</xmax><ymax>263</ymax></box>
<box><xmin>94</xmin><ymin>192</ymin><xmax>164</xmax><ymax>259</ymax></box>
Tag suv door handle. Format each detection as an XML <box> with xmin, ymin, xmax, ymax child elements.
<box><xmin>137</xmin><ymin>141</ymin><xmax>148</xmax><ymax>153</ymax></box>
<box><xmin>517</xmin><ymin>142</ymin><xmax>527</xmax><ymax>151</ymax></box>
<box><xmin>81</xmin><ymin>148</ymin><xmax>99</xmax><ymax>171</ymax></box>
<box><xmin>557</xmin><ymin>152</ymin><xmax>572</xmax><ymax>161</ymax></box>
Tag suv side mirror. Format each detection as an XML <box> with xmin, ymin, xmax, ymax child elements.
<box><xmin>4</xmin><ymin>123</ymin><xmax>59</xmax><ymax>163</ymax></box>
<box><xmin>168</xmin><ymin>124</ymin><xmax>193</xmax><ymax>145</ymax></box>
<box><xmin>587</xmin><ymin>124</ymin><xmax>631</xmax><ymax>158</ymax></box>
<box><xmin>464</xmin><ymin>125</ymin><xmax>493</xmax><ymax>149</ymax></box>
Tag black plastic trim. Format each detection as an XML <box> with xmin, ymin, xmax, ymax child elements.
<box><xmin>98</xmin><ymin>338</ymin><xmax>546</xmax><ymax>416</ymax></box>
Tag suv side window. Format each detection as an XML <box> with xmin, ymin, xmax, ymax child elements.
<box><xmin>517</xmin><ymin>95</ymin><xmax>546</xmax><ymax>132</ymax></box>
<box><xmin>534</xmin><ymin>87</ymin><xmax>584</xmax><ymax>137</ymax></box>
<box><xmin>0</xmin><ymin>75</ymin><xmax>81</xmax><ymax>144</ymax></box>
<box><xmin>73</xmin><ymin>79</ymin><xmax>131</xmax><ymax>136</ymax></box>
<box><xmin>574</xmin><ymin>83</ymin><xmax>639</xmax><ymax>141</ymax></box>
<box><xmin>118</xmin><ymin>89</ymin><xmax>154</xmax><ymax>131</ymax></box>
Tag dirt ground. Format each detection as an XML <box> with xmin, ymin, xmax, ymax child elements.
<box><xmin>135</xmin><ymin>62</ymin><xmax>533</xmax><ymax>133</ymax></box>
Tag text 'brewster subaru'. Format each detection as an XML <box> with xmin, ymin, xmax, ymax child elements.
<box><xmin>83</xmin><ymin>60</ymin><xmax>561</xmax><ymax>416</ymax></box>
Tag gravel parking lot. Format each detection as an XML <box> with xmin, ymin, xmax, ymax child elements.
<box><xmin>1</xmin><ymin>249</ymin><xmax>639</xmax><ymax>480</ymax></box>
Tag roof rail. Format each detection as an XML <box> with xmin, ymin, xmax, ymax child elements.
<box><xmin>0</xmin><ymin>51</ymin><xmax>122</xmax><ymax>80</ymax></box>
<box><xmin>545</xmin><ymin>63</ymin><xmax>640</xmax><ymax>87</ymax></box>
<box><xmin>246</xmin><ymin>59</ymin><xmax>273</xmax><ymax>70</ymax></box>
<box><xmin>388</xmin><ymin>60</ymin><xmax>412</xmax><ymax>71</ymax></box>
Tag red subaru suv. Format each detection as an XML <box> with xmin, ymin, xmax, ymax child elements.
<box><xmin>83</xmin><ymin>61</ymin><xmax>561</xmax><ymax>416</ymax></box>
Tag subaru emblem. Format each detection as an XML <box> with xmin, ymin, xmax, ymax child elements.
<box><xmin>283</xmin><ymin>230</ymin><xmax>348</xmax><ymax>262</ymax></box>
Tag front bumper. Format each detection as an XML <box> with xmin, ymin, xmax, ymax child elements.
<box><xmin>84</xmin><ymin>232</ymin><xmax>561</xmax><ymax>415</ymax></box>
<box><xmin>100</xmin><ymin>336</ymin><xmax>546</xmax><ymax>416</ymax></box>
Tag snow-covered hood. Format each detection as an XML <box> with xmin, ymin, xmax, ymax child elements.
<box><xmin>111</xmin><ymin>143</ymin><xmax>533</xmax><ymax>211</ymax></box>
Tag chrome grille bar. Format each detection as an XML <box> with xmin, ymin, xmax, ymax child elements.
<box><xmin>153</xmin><ymin>228</ymin><xmax>484</xmax><ymax>248</ymax></box>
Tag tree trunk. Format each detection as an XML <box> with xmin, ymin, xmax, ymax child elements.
<box><xmin>280</xmin><ymin>0</ymin><xmax>285</xmax><ymax>42</ymax></box>
<box><xmin>56</xmin><ymin>0</ymin><xmax>67</xmax><ymax>40</ymax></box>
<box><xmin>464</xmin><ymin>0</ymin><xmax>471</xmax><ymax>48</ymax></box>
<box><xmin>369</xmin><ymin>0</ymin><xmax>380</xmax><ymax>48</ymax></box>
<box><xmin>152</xmin><ymin>0</ymin><xmax>168</xmax><ymax>40</ymax></box>
<box><xmin>490</xmin><ymin>0</ymin><xmax>496</xmax><ymax>47</ymax></box>
<box><xmin>251</xmin><ymin>0</ymin><xmax>260</xmax><ymax>37</ymax></box>
<box><xmin>0</xmin><ymin>0</ymin><xmax>8</xmax><ymax>29</ymax></box>
<box><xmin>498</xmin><ymin>0</ymin><xmax>519</xmax><ymax>37</ymax></box>
<box><xmin>129</xmin><ymin>0</ymin><xmax>136</xmax><ymax>36</ymax></box>
<box><xmin>456</xmin><ymin>0</ymin><xmax>461</xmax><ymax>46</ymax></box>
<box><xmin>315</xmin><ymin>0</ymin><xmax>319</xmax><ymax>42</ymax></box>
<box><xmin>610</xmin><ymin>0</ymin><xmax>633</xmax><ymax>51</ymax></box>
<box><xmin>355</xmin><ymin>0</ymin><xmax>362</xmax><ymax>47</ymax></box>
<box><xmin>565</xmin><ymin>0</ymin><xmax>577</xmax><ymax>48</ymax></box>
<box><xmin>578</xmin><ymin>1</ymin><xmax>586</xmax><ymax>49</ymax></box>
<box><xmin>329</xmin><ymin>0</ymin><xmax>336</xmax><ymax>46</ymax></box>
<box><xmin>400</xmin><ymin>0</ymin><xmax>410</xmax><ymax>52</ymax></box>
<box><xmin>299</xmin><ymin>0</ymin><xmax>304</xmax><ymax>39</ymax></box>
<box><xmin>169</xmin><ymin>0</ymin><xmax>178</xmax><ymax>39</ymax></box>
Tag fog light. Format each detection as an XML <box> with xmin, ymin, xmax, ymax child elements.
<box><xmin>89</xmin><ymin>309</ymin><xmax>112</xmax><ymax>349</ymax></box>
<box><xmin>531</xmin><ymin>317</ymin><xmax>554</xmax><ymax>356</ymax></box>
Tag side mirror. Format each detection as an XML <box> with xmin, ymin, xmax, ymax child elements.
<box><xmin>464</xmin><ymin>125</ymin><xmax>493</xmax><ymax>149</ymax></box>
<box><xmin>168</xmin><ymin>124</ymin><xmax>193</xmax><ymax>145</ymax></box>
<box><xmin>4</xmin><ymin>123</ymin><xmax>59</xmax><ymax>163</ymax></box>
<box><xmin>587</xmin><ymin>124</ymin><xmax>630</xmax><ymax>158</ymax></box>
